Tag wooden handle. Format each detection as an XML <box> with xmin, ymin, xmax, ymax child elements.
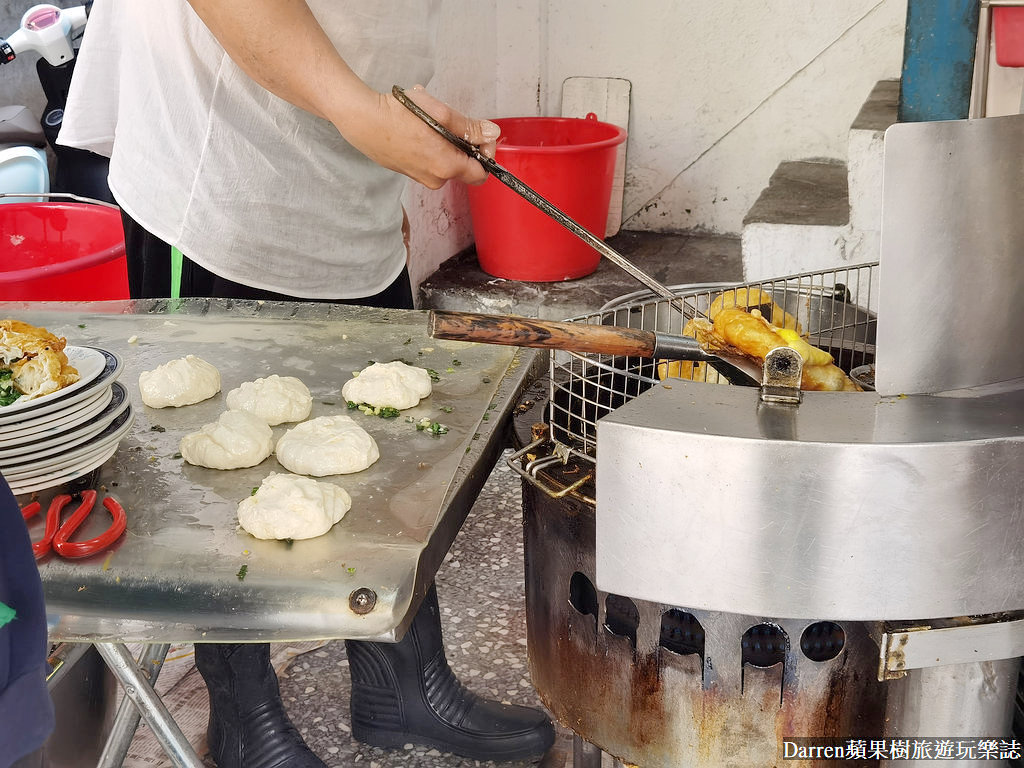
<box><xmin>429</xmin><ymin>310</ymin><xmax>658</xmax><ymax>358</ymax></box>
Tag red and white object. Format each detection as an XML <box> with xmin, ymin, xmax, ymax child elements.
<box><xmin>994</xmin><ymin>6</ymin><xmax>1024</xmax><ymax>68</ymax></box>
<box><xmin>1</xmin><ymin>4</ymin><xmax>88</xmax><ymax>67</ymax></box>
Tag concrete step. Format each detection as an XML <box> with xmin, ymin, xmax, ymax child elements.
<box><xmin>740</xmin><ymin>80</ymin><xmax>899</xmax><ymax>279</ymax></box>
<box><xmin>740</xmin><ymin>159</ymin><xmax>850</xmax><ymax>280</ymax></box>
<box><xmin>417</xmin><ymin>231</ymin><xmax>742</xmax><ymax>319</ymax></box>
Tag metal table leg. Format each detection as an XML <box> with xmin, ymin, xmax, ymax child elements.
<box><xmin>94</xmin><ymin>643</ymin><xmax>203</xmax><ymax>768</ymax></box>
<box><xmin>573</xmin><ymin>734</ymin><xmax>604</xmax><ymax>768</ymax></box>
<box><xmin>96</xmin><ymin>643</ymin><xmax>171</xmax><ymax>768</ymax></box>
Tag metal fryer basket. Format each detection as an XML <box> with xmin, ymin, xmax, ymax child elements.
<box><xmin>547</xmin><ymin>262</ymin><xmax>880</xmax><ymax>463</ymax></box>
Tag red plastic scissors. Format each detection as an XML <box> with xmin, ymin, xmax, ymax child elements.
<box><xmin>21</xmin><ymin>490</ymin><xmax>127</xmax><ymax>559</ymax></box>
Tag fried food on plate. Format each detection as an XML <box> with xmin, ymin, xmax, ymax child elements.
<box><xmin>0</xmin><ymin>319</ymin><xmax>80</xmax><ymax>403</ymax></box>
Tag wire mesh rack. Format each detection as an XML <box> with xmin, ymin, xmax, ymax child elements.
<box><xmin>546</xmin><ymin>262</ymin><xmax>880</xmax><ymax>464</ymax></box>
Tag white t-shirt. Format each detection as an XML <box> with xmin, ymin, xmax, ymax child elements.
<box><xmin>59</xmin><ymin>1</ymin><xmax>439</xmax><ymax>299</ymax></box>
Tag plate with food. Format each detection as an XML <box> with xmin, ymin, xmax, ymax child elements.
<box><xmin>0</xmin><ymin>318</ymin><xmax>107</xmax><ymax>412</ymax></box>
<box><xmin>2</xmin><ymin>406</ymin><xmax>135</xmax><ymax>480</ymax></box>
<box><xmin>0</xmin><ymin>346</ymin><xmax>121</xmax><ymax>426</ymax></box>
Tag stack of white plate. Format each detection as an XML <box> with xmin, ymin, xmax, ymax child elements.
<box><xmin>0</xmin><ymin>346</ymin><xmax>134</xmax><ymax>495</ymax></box>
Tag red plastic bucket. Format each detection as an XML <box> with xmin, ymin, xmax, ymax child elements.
<box><xmin>467</xmin><ymin>114</ymin><xmax>626</xmax><ymax>282</ymax></box>
<box><xmin>0</xmin><ymin>200</ymin><xmax>129</xmax><ymax>301</ymax></box>
<box><xmin>994</xmin><ymin>7</ymin><xmax>1024</xmax><ymax>67</ymax></box>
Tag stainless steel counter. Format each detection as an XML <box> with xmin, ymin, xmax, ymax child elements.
<box><xmin>2</xmin><ymin>299</ymin><xmax>540</xmax><ymax>644</ymax></box>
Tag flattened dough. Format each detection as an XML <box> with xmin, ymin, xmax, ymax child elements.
<box><xmin>341</xmin><ymin>361</ymin><xmax>431</xmax><ymax>410</ymax></box>
<box><xmin>238</xmin><ymin>472</ymin><xmax>351</xmax><ymax>540</ymax></box>
<box><xmin>275</xmin><ymin>414</ymin><xmax>379</xmax><ymax>476</ymax></box>
<box><xmin>180</xmin><ymin>410</ymin><xmax>274</xmax><ymax>470</ymax></box>
<box><xmin>139</xmin><ymin>355</ymin><xmax>221</xmax><ymax>408</ymax></box>
<box><xmin>225</xmin><ymin>374</ymin><xmax>312</xmax><ymax>425</ymax></box>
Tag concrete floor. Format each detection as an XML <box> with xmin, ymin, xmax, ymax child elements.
<box><xmin>277</xmin><ymin>450</ymin><xmax>571</xmax><ymax>768</ymax></box>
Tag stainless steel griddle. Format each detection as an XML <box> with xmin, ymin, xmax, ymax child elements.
<box><xmin>3</xmin><ymin>298</ymin><xmax>539</xmax><ymax>645</ymax></box>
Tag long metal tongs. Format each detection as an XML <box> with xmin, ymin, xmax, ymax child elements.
<box><xmin>392</xmin><ymin>85</ymin><xmax>682</xmax><ymax>306</ymax></box>
<box><xmin>392</xmin><ymin>85</ymin><xmax>759</xmax><ymax>386</ymax></box>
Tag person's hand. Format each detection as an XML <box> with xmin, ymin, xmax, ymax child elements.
<box><xmin>334</xmin><ymin>85</ymin><xmax>500</xmax><ymax>190</ymax></box>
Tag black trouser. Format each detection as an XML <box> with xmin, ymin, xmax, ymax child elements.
<box><xmin>120</xmin><ymin>210</ymin><xmax>414</xmax><ymax>309</ymax></box>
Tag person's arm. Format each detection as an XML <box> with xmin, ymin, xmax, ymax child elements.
<box><xmin>185</xmin><ymin>0</ymin><xmax>498</xmax><ymax>188</ymax></box>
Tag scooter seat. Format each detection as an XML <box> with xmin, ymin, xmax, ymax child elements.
<box><xmin>0</xmin><ymin>146</ymin><xmax>49</xmax><ymax>203</ymax></box>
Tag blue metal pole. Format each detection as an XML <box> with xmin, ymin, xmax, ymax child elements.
<box><xmin>899</xmin><ymin>0</ymin><xmax>981</xmax><ymax>121</ymax></box>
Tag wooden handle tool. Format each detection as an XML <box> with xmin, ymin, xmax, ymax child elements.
<box><xmin>428</xmin><ymin>310</ymin><xmax>760</xmax><ymax>385</ymax></box>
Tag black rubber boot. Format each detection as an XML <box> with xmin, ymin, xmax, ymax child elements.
<box><xmin>346</xmin><ymin>583</ymin><xmax>555</xmax><ymax>762</ymax></box>
<box><xmin>194</xmin><ymin>643</ymin><xmax>327</xmax><ymax>768</ymax></box>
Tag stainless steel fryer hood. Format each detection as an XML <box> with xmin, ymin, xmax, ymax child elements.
<box><xmin>876</xmin><ymin>114</ymin><xmax>1024</xmax><ymax>396</ymax></box>
<box><xmin>595</xmin><ymin>113</ymin><xmax>1024</xmax><ymax>621</ymax></box>
<box><xmin>594</xmin><ymin>378</ymin><xmax>1024</xmax><ymax>620</ymax></box>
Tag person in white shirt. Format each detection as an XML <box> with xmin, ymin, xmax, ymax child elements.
<box><xmin>60</xmin><ymin>2</ymin><xmax>554</xmax><ymax>766</ymax></box>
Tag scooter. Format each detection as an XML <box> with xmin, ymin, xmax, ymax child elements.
<box><xmin>0</xmin><ymin>2</ymin><xmax>112</xmax><ymax>202</ymax></box>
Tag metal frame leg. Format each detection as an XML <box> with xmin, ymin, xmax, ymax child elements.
<box><xmin>573</xmin><ymin>734</ymin><xmax>604</xmax><ymax>768</ymax></box>
<box><xmin>96</xmin><ymin>643</ymin><xmax>171</xmax><ymax>768</ymax></box>
<box><xmin>93</xmin><ymin>643</ymin><xmax>204</xmax><ymax>768</ymax></box>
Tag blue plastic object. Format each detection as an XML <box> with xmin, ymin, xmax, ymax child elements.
<box><xmin>899</xmin><ymin>0</ymin><xmax>981</xmax><ymax>122</ymax></box>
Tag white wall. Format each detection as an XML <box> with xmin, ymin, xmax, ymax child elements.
<box><xmin>984</xmin><ymin>48</ymin><xmax>1024</xmax><ymax>115</ymax></box>
<box><xmin>407</xmin><ymin>0</ymin><xmax>909</xmax><ymax>291</ymax></box>
<box><xmin>404</xmin><ymin>3</ymin><xmax>498</xmax><ymax>290</ymax></box>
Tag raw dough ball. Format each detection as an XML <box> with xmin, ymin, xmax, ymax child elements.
<box><xmin>225</xmin><ymin>374</ymin><xmax>312</xmax><ymax>425</ymax></box>
<box><xmin>180</xmin><ymin>410</ymin><xmax>274</xmax><ymax>470</ymax></box>
<box><xmin>238</xmin><ymin>472</ymin><xmax>351</xmax><ymax>540</ymax></box>
<box><xmin>139</xmin><ymin>355</ymin><xmax>221</xmax><ymax>408</ymax></box>
<box><xmin>341</xmin><ymin>361</ymin><xmax>432</xmax><ymax>410</ymax></box>
<box><xmin>275</xmin><ymin>414</ymin><xmax>379</xmax><ymax>476</ymax></box>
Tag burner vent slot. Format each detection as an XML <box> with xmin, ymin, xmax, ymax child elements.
<box><xmin>800</xmin><ymin>621</ymin><xmax>846</xmax><ymax>662</ymax></box>
<box><xmin>741</xmin><ymin>623</ymin><xmax>788</xmax><ymax>668</ymax></box>
<box><xmin>604</xmin><ymin>594</ymin><xmax>639</xmax><ymax>650</ymax></box>
<box><xmin>660</xmin><ymin>609</ymin><xmax>705</xmax><ymax>658</ymax></box>
<box><xmin>568</xmin><ymin>571</ymin><xmax>599</xmax><ymax>632</ymax></box>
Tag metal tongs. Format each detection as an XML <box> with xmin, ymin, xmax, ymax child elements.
<box><xmin>392</xmin><ymin>85</ymin><xmax>761</xmax><ymax>385</ymax></box>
